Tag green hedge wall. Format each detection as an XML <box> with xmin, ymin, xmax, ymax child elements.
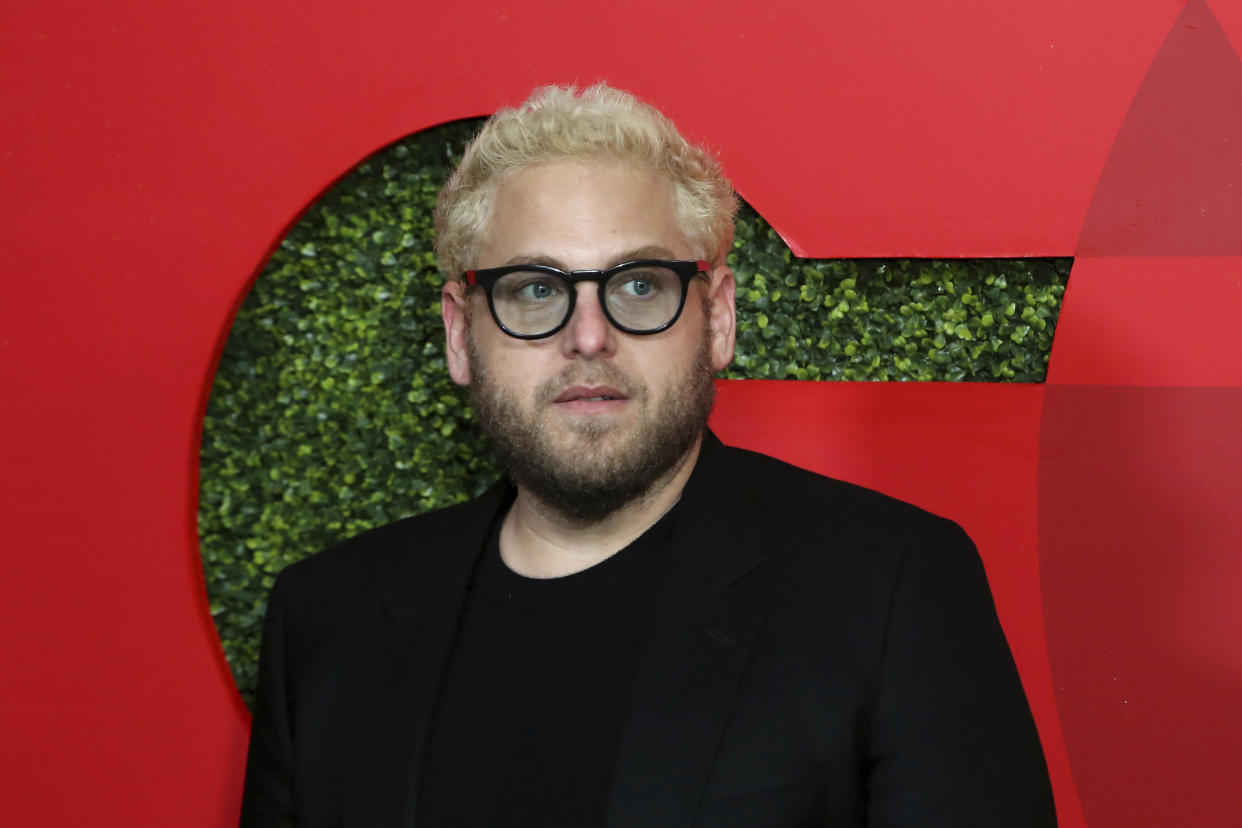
<box><xmin>199</xmin><ymin>118</ymin><xmax>1069</xmax><ymax>707</ymax></box>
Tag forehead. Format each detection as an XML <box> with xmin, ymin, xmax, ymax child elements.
<box><xmin>478</xmin><ymin>160</ymin><xmax>690</xmax><ymax>270</ymax></box>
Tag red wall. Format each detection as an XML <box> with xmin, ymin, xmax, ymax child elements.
<box><xmin>2</xmin><ymin>1</ymin><xmax>1239</xmax><ymax>825</ymax></box>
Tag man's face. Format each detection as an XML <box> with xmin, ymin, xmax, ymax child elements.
<box><xmin>441</xmin><ymin>160</ymin><xmax>736</xmax><ymax>522</ymax></box>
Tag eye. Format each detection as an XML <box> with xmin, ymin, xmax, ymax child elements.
<box><xmin>508</xmin><ymin>276</ymin><xmax>563</xmax><ymax>302</ymax></box>
<box><xmin>611</xmin><ymin>268</ymin><xmax>674</xmax><ymax>299</ymax></box>
<box><xmin>618</xmin><ymin>277</ymin><xmax>654</xmax><ymax>297</ymax></box>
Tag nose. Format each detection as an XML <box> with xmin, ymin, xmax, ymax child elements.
<box><xmin>560</xmin><ymin>282</ymin><xmax>615</xmax><ymax>359</ymax></box>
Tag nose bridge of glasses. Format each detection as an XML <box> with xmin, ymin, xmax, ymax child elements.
<box><xmin>565</xmin><ymin>269</ymin><xmax>608</xmax><ymax>289</ymax></box>
<box><xmin>556</xmin><ymin>273</ymin><xmax>614</xmax><ymax>353</ymax></box>
<box><xmin>567</xmin><ymin>272</ymin><xmax>610</xmax><ymax>320</ymax></box>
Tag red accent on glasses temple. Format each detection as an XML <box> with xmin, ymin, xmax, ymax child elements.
<box><xmin>464</xmin><ymin>271</ymin><xmax>478</xmax><ymax>286</ymax></box>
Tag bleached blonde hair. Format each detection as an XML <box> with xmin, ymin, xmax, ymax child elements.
<box><xmin>434</xmin><ymin>83</ymin><xmax>738</xmax><ymax>280</ymax></box>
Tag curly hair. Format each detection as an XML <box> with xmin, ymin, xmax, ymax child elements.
<box><xmin>434</xmin><ymin>83</ymin><xmax>737</xmax><ymax>279</ymax></box>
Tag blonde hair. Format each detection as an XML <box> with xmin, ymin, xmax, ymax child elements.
<box><xmin>434</xmin><ymin>83</ymin><xmax>737</xmax><ymax>279</ymax></box>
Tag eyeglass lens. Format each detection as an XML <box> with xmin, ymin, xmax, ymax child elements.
<box><xmin>491</xmin><ymin>264</ymin><xmax>684</xmax><ymax>336</ymax></box>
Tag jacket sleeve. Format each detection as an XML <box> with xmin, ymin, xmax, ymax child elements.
<box><xmin>865</xmin><ymin>519</ymin><xmax>1057</xmax><ymax>827</ymax></box>
<box><xmin>239</xmin><ymin>573</ymin><xmax>296</xmax><ymax>828</ymax></box>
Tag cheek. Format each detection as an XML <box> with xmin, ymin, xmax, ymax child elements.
<box><xmin>479</xmin><ymin>337</ymin><xmax>556</xmax><ymax>392</ymax></box>
<box><xmin>639</xmin><ymin>334</ymin><xmax>707</xmax><ymax>390</ymax></box>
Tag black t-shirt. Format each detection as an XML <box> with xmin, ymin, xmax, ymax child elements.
<box><xmin>417</xmin><ymin>506</ymin><xmax>673</xmax><ymax>827</ymax></box>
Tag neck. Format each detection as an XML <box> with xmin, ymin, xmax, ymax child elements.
<box><xmin>498</xmin><ymin>435</ymin><xmax>703</xmax><ymax>578</ymax></box>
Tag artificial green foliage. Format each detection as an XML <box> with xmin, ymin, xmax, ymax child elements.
<box><xmin>725</xmin><ymin>203</ymin><xmax>1068</xmax><ymax>382</ymax></box>
<box><xmin>199</xmin><ymin>119</ymin><xmax>496</xmax><ymax>705</ymax></box>
<box><xmin>199</xmin><ymin>118</ymin><xmax>1068</xmax><ymax>708</ymax></box>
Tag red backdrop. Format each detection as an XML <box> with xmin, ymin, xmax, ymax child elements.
<box><xmin>2</xmin><ymin>1</ymin><xmax>1239</xmax><ymax>825</ymax></box>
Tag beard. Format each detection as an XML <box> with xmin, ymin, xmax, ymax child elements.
<box><xmin>466</xmin><ymin>323</ymin><xmax>716</xmax><ymax>525</ymax></box>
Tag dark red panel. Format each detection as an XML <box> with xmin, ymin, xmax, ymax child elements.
<box><xmin>1039</xmin><ymin>386</ymin><xmax>1242</xmax><ymax>828</ymax></box>
<box><xmin>1077</xmin><ymin>0</ymin><xmax>1242</xmax><ymax>257</ymax></box>
<box><xmin>1038</xmin><ymin>6</ymin><xmax>1242</xmax><ymax>825</ymax></box>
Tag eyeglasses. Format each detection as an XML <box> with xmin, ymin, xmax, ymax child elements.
<box><xmin>464</xmin><ymin>259</ymin><xmax>710</xmax><ymax>340</ymax></box>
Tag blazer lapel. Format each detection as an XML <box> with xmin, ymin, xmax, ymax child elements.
<box><xmin>605</xmin><ymin>435</ymin><xmax>769</xmax><ymax>828</ymax></box>
<box><xmin>339</xmin><ymin>483</ymin><xmax>510</xmax><ymax>828</ymax></box>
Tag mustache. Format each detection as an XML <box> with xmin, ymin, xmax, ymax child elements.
<box><xmin>534</xmin><ymin>363</ymin><xmax>648</xmax><ymax>406</ymax></box>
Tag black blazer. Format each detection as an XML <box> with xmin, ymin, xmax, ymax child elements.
<box><xmin>241</xmin><ymin>433</ymin><xmax>1056</xmax><ymax>827</ymax></box>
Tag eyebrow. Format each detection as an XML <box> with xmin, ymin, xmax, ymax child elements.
<box><xmin>499</xmin><ymin>245</ymin><xmax>681</xmax><ymax>271</ymax></box>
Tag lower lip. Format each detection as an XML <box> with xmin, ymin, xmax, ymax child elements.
<box><xmin>554</xmin><ymin>398</ymin><xmax>629</xmax><ymax>413</ymax></box>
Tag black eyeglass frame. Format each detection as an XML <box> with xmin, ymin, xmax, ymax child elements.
<box><xmin>464</xmin><ymin>259</ymin><xmax>711</xmax><ymax>340</ymax></box>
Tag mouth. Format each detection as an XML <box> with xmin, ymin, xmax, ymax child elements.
<box><xmin>552</xmin><ymin>385</ymin><xmax>630</xmax><ymax>408</ymax></box>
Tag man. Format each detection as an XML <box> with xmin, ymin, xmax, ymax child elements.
<box><xmin>241</xmin><ymin>84</ymin><xmax>1056</xmax><ymax>827</ymax></box>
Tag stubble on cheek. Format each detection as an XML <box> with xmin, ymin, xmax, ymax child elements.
<box><xmin>465</xmin><ymin>320</ymin><xmax>650</xmax><ymax>452</ymax></box>
<box><xmin>462</xmin><ymin>304</ymin><xmax>716</xmax><ymax>524</ymax></box>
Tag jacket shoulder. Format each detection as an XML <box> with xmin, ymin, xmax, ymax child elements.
<box><xmin>712</xmin><ymin>440</ymin><xmax>963</xmax><ymax>543</ymax></box>
<box><xmin>271</xmin><ymin>487</ymin><xmax>501</xmax><ymax>609</ymax></box>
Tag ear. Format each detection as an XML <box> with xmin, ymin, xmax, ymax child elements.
<box><xmin>441</xmin><ymin>279</ymin><xmax>473</xmax><ymax>387</ymax></box>
<box><xmin>706</xmin><ymin>263</ymin><xmax>736</xmax><ymax>373</ymax></box>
